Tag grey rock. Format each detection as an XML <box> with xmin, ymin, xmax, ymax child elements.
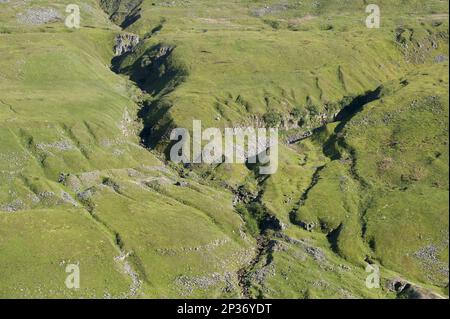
<box><xmin>434</xmin><ymin>55</ymin><xmax>448</xmax><ymax>63</ymax></box>
<box><xmin>114</xmin><ymin>33</ymin><xmax>140</xmax><ymax>56</ymax></box>
<box><xmin>175</xmin><ymin>180</ymin><xmax>189</xmax><ymax>187</ymax></box>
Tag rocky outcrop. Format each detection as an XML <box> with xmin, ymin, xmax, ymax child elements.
<box><xmin>114</xmin><ymin>33</ymin><xmax>140</xmax><ymax>56</ymax></box>
<box><xmin>387</xmin><ymin>278</ymin><xmax>444</xmax><ymax>299</ymax></box>
<box><xmin>286</xmin><ymin>130</ymin><xmax>314</xmax><ymax>144</ymax></box>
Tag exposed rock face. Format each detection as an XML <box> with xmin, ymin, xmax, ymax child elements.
<box><xmin>114</xmin><ymin>33</ymin><xmax>139</xmax><ymax>56</ymax></box>
<box><xmin>155</xmin><ymin>46</ymin><xmax>172</xmax><ymax>59</ymax></box>
<box><xmin>286</xmin><ymin>131</ymin><xmax>313</xmax><ymax>144</ymax></box>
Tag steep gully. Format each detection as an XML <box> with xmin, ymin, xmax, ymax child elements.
<box><xmin>90</xmin><ymin>0</ymin><xmax>149</xmax><ymax>298</ymax></box>
<box><xmin>106</xmin><ymin>33</ymin><xmax>385</xmax><ymax>300</ymax></box>
<box><xmin>99</xmin><ymin>1</ymin><xmax>386</xmax><ymax>298</ymax></box>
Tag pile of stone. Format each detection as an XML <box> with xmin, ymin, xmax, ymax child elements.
<box><xmin>17</xmin><ymin>7</ymin><xmax>62</xmax><ymax>25</ymax></box>
<box><xmin>251</xmin><ymin>4</ymin><xmax>289</xmax><ymax>17</ymax></box>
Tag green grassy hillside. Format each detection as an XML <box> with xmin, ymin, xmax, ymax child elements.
<box><xmin>0</xmin><ymin>0</ymin><xmax>448</xmax><ymax>298</ymax></box>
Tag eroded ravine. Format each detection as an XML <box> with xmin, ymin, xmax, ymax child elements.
<box><xmin>234</xmin><ymin>188</ymin><xmax>282</xmax><ymax>299</ymax></box>
<box><xmin>103</xmin><ymin>9</ymin><xmax>383</xmax><ymax>296</ymax></box>
<box><xmin>97</xmin><ymin>1</ymin><xmax>447</xmax><ymax>299</ymax></box>
<box><xmin>100</xmin><ymin>0</ymin><xmax>271</xmax><ymax>299</ymax></box>
<box><xmin>96</xmin><ymin>0</ymin><xmax>149</xmax><ymax>298</ymax></box>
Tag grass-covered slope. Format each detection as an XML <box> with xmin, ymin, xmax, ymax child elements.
<box><xmin>0</xmin><ymin>0</ymin><xmax>253</xmax><ymax>298</ymax></box>
<box><xmin>289</xmin><ymin>66</ymin><xmax>449</xmax><ymax>296</ymax></box>
<box><xmin>115</xmin><ymin>0</ymin><xmax>448</xmax><ymax>149</ymax></box>
<box><xmin>0</xmin><ymin>0</ymin><xmax>448</xmax><ymax>298</ymax></box>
